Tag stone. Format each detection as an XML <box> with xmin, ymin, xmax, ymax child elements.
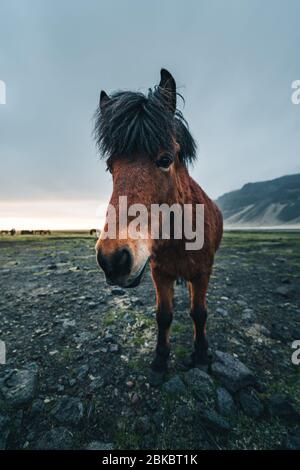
<box><xmin>242</xmin><ymin>308</ymin><xmax>253</xmax><ymax>320</ymax></box>
<box><xmin>76</xmin><ymin>364</ymin><xmax>89</xmax><ymax>381</ymax></box>
<box><xmin>50</xmin><ymin>396</ymin><xmax>84</xmax><ymax>426</ymax></box>
<box><xmin>246</xmin><ymin>323</ymin><xmax>271</xmax><ymax>341</ymax></box>
<box><xmin>62</xmin><ymin>319</ymin><xmax>76</xmax><ymax>328</ymax></box>
<box><xmin>183</xmin><ymin>368</ymin><xmax>215</xmax><ymax>402</ymax></box>
<box><xmin>239</xmin><ymin>388</ymin><xmax>264</xmax><ymax>418</ymax></box>
<box><xmin>86</xmin><ymin>441</ymin><xmax>114</xmax><ymax>450</ymax></box>
<box><xmin>34</xmin><ymin>427</ymin><xmax>74</xmax><ymax>450</ymax></box>
<box><xmin>89</xmin><ymin>376</ymin><xmax>106</xmax><ymax>392</ymax></box>
<box><xmin>211</xmin><ymin>351</ymin><xmax>256</xmax><ymax>392</ymax></box>
<box><xmin>267</xmin><ymin>395</ymin><xmax>300</xmax><ymax>423</ymax></box>
<box><xmin>175</xmin><ymin>404</ymin><xmax>194</xmax><ymax>424</ymax></box>
<box><xmin>74</xmin><ymin>331</ymin><xmax>95</xmax><ymax>344</ymax></box>
<box><xmin>110</xmin><ymin>287</ymin><xmax>125</xmax><ymax>296</ymax></box>
<box><xmin>0</xmin><ymin>414</ymin><xmax>10</xmax><ymax>450</ymax></box>
<box><xmin>216</xmin><ymin>387</ymin><xmax>235</xmax><ymax>416</ymax></box>
<box><xmin>197</xmin><ymin>405</ymin><xmax>232</xmax><ymax>433</ymax></box>
<box><xmin>30</xmin><ymin>398</ymin><xmax>44</xmax><ymax>417</ymax></box>
<box><xmin>152</xmin><ymin>411</ymin><xmax>164</xmax><ymax>430</ymax></box>
<box><xmin>275</xmin><ymin>285</ymin><xmax>295</xmax><ymax>298</ymax></box>
<box><xmin>0</xmin><ymin>363</ymin><xmax>38</xmax><ymax>407</ymax></box>
<box><xmin>109</xmin><ymin>344</ymin><xmax>119</xmax><ymax>353</ymax></box>
<box><xmin>163</xmin><ymin>375</ymin><xmax>186</xmax><ymax>395</ymax></box>
<box><xmin>216</xmin><ymin>307</ymin><xmax>228</xmax><ymax>316</ymax></box>
<box><xmin>135</xmin><ymin>416</ymin><xmax>151</xmax><ymax>434</ymax></box>
<box><xmin>283</xmin><ymin>430</ymin><xmax>300</xmax><ymax>450</ymax></box>
<box><xmin>47</xmin><ymin>264</ymin><xmax>57</xmax><ymax>270</ymax></box>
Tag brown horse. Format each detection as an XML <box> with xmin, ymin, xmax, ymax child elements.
<box><xmin>94</xmin><ymin>69</ymin><xmax>223</xmax><ymax>374</ymax></box>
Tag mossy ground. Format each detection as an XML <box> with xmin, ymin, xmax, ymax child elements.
<box><xmin>0</xmin><ymin>230</ymin><xmax>299</xmax><ymax>449</ymax></box>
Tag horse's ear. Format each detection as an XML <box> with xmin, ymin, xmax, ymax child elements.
<box><xmin>159</xmin><ymin>68</ymin><xmax>176</xmax><ymax>113</ymax></box>
<box><xmin>99</xmin><ymin>90</ymin><xmax>110</xmax><ymax>110</ymax></box>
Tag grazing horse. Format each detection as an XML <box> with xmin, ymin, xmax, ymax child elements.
<box><xmin>94</xmin><ymin>69</ymin><xmax>223</xmax><ymax>373</ymax></box>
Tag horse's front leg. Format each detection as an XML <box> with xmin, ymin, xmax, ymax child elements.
<box><xmin>189</xmin><ymin>274</ymin><xmax>210</xmax><ymax>366</ymax></box>
<box><xmin>151</xmin><ymin>269</ymin><xmax>174</xmax><ymax>373</ymax></box>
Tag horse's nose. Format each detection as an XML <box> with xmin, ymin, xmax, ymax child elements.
<box><xmin>97</xmin><ymin>247</ymin><xmax>132</xmax><ymax>282</ymax></box>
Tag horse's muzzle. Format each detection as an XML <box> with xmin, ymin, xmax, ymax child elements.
<box><xmin>96</xmin><ymin>246</ymin><xmax>133</xmax><ymax>286</ymax></box>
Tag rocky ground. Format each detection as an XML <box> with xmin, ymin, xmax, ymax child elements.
<box><xmin>0</xmin><ymin>231</ymin><xmax>300</xmax><ymax>450</ymax></box>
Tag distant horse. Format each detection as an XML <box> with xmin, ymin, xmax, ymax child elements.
<box><xmin>94</xmin><ymin>69</ymin><xmax>223</xmax><ymax>373</ymax></box>
<box><xmin>33</xmin><ymin>230</ymin><xmax>51</xmax><ymax>235</ymax></box>
<box><xmin>1</xmin><ymin>229</ymin><xmax>16</xmax><ymax>236</ymax></box>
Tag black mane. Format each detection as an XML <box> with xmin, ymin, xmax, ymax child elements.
<box><xmin>93</xmin><ymin>87</ymin><xmax>197</xmax><ymax>165</ymax></box>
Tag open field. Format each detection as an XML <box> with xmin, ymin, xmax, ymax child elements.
<box><xmin>0</xmin><ymin>231</ymin><xmax>300</xmax><ymax>449</ymax></box>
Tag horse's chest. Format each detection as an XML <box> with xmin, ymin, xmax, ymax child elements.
<box><xmin>153</xmin><ymin>245</ymin><xmax>209</xmax><ymax>280</ymax></box>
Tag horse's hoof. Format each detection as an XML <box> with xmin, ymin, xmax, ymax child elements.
<box><xmin>151</xmin><ymin>355</ymin><xmax>168</xmax><ymax>373</ymax></box>
<box><xmin>184</xmin><ymin>351</ymin><xmax>212</xmax><ymax>370</ymax></box>
<box><xmin>148</xmin><ymin>369</ymin><xmax>166</xmax><ymax>387</ymax></box>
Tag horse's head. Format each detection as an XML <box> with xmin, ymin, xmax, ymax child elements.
<box><xmin>94</xmin><ymin>69</ymin><xmax>196</xmax><ymax>287</ymax></box>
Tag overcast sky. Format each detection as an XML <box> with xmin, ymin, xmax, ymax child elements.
<box><xmin>0</xmin><ymin>0</ymin><xmax>299</xmax><ymax>217</ymax></box>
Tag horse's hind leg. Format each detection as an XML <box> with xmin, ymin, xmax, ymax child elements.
<box><xmin>151</xmin><ymin>269</ymin><xmax>174</xmax><ymax>373</ymax></box>
<box><xmin>189</xmin><ymin>274</ymin><xmax>210</xmax><ymax>366</ymax></box>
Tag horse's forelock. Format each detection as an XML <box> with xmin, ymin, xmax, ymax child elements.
<box><xmin>94</xmin><ymin>87</ymin><xmax>197</xmax><ymax>165</ymax></box>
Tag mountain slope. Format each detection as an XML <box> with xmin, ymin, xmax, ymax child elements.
<box><xmin>216</xmin><ymin>174</ymin><xmax>300</xmax><ymax>226</ymax></box>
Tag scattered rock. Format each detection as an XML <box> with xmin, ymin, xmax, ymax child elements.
<box><xmin>135</xmin><ymin>416</ymin><xmax>151</xmax><ymax>434</ymax></box>
<box><xmin>110</xmin><ymin>287</ymin><xmax>125</xmax><ymax>296</ymax></box>
<box><xmin>0</xmin><ymin>363</ymin><xmax>38</xmax><ymax>407</ymax></box>
<box><xmin>183</xmin><ymin>368</ymin><xmax>215</xmax><ymax>402</ymax></box>
<box><xmin>47</xmin><ymin>264</ymin><xmax>57</xmax><ymax>270</ymax></box>
<box><xmin>270</xmin><ymin>323</ymin><xmax>300</xmax><ymax>342</ymax></box>
<box><xmin>34</xmin><ymin>427</ymin><xmax>74</xmax><ymax>450</ymax></box>
<box><xmin>211</xmin><ymin>351</ymin><xmax>256</xmax><ymax>393</ymax></box>
<box><xmin>131</xmin><ymin>393</ymin><xmax>140</xmax><ymax>405</ymax></box>
<box><xmin>216</xmin><ymin>307</ymin><xmax>228</xmax><ymax>316</ymax></box>
<box><xmin>246</xmin><ymin>323</ymin><xmax>271</xmax><ymax>339</ymax></box>
<box><xmin>89</xmin><ymin>376</ymin><xmax>106</xmax><ymax>392</ymax></box>
<box><xmin>76</xmin><ymin>364</ymin><xmax>89</xmax><ymax>381</ymax></box>
<box><xmin>163</xmin><ymin>375</ymin><xmax>186</xmax><ymax>395</ymax></box>
<box><xmin>275</xmin><ymin>285</ymin><xmax>295</xmax><ymax>298</ymax></box>
<box><xmin>197</xmin><ymin>405</ymin><xmax>232</xmax><ymax>433</ymax></box>
<box><xmin>267</xmin><ymin>395</ymin><xmax>300</xmax><ymax>423</ymax></box>
<box><xmin>239</xmin><ymin>388</ymin><xmax>264</xmax><ymax>418</ymax></box>
<box><xmin>152</xmin><ymin>411</ymin><xmax>164</xmax><ymax>430</ymax></box>
<box><xmin>109</xmin><ymin>344</ymin><xmax>119</xmax><ymax>353</ymax></box>
<box><xmin>30</xmin><ymin>398</ymin><xmax>44</xmax><ymax>417</ymax></box>
<box><xmin>86</xmin><ymin>441</ymin><xmax>114</xmax><ymax>450</ymax></box>
<box><xmin>50</xmin><ymin>396</ymin><xmax>84</xmax><ymax>426</ymax></box>
<box><xmin>175</xmin><ymin>404</ymin><xmax>194</xmax><ymax>424</ymax></box>
<box><xmin>216</xmin><ymin>387</ymin><xmax>236</xmax><ymax>416</ymax></box>
<box><xmin>62</xmin><ymin>319</ymin><xmax>76</xmax><ymax>328</ymax></box>
<box><xmin>74</xmin><ymin>331</ymin><xmax>95</xmax><ymax>344</ymax></box>
<box><xmin>283</xmin><ymin>430</ymin><xmax>300</xmax><ymax>450</ymax></box>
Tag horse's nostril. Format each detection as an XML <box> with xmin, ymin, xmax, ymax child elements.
<box><xmin>114</xmin><ymin>247</ymin><xmax>132</xmax><ymax>277</ymax></box>
<box><xmin>97</xmin><ymin>247</ymin><xmax>132</xmax><ymax>280</ymax></box>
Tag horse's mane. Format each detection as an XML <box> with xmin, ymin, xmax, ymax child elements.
<box><xmin>93</xmin><ymin>87</ymin><xmax>197</xmax><ymax>165</ymax></box>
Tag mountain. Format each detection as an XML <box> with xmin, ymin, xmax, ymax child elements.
<box><xmin>216</xmin><ymin>174</ymin><xmax>300</xmax><ymax>227</ymax></box>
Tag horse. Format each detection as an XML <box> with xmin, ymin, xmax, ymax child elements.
<box><xmin>94</xmin><ymin>69</ymin><xmax>223</xmax><ymax>375</ymax></box>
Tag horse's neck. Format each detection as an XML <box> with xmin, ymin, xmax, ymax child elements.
<box><xmin>175</xmin><ymin>164</ymin><xmax>194</xmax><ymax>204</ymax></box>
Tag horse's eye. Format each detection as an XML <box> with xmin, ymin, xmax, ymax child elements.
<box><xmin>156</xmin><ymin>155</ymin><xmax>173</xmax><ymax>170</ymax></box>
